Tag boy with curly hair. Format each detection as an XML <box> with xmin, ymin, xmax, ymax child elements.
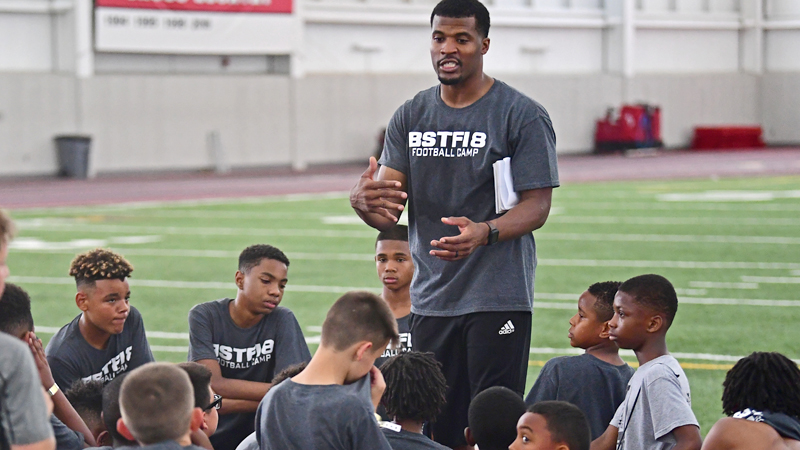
<box><xmin>46</xmin><ymin>249</ymin><xmax>154</xmax><ymax>389</ymax></box>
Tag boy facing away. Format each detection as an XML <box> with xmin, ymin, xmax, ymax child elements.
<box><xmin>256</xmin><ymin>291</ymin><xmax>399</xmax><ymax>450</ymax></box>
<box><xmin>591</xmin><ymin>274</ymin><xmax>702</xmax><ymax>450</ymax></box>
<box><xmin>464</xmin><ymin>386</ymin><xmax>527</xmax><ymax>450</ymax></box>
<box><xmin>45</xmin><ymin>249</ymin><xmax>154</xmax><ymax>389</ymax></box>
<box><xmin>379</xmin><ymin>352</ymin><xmax>448</xmax><ymax>450</ymax></box>
<box><xmin>526</xmin><ymin>281</ymin><xmax>634</xmax><ymax>439</ymax></box>
<box><xmin>702</xmin><ymin>352</ymin><xmax>800</xmax><ymax>450</ymax></box>
<box><xmin>510</xmin><ymin>401</ymin><xmax>591</xmax><ymax>450</ymax></box>
<box><xmin>116</xmin><ymin>363</ymin><xmax>206</xmax><ymax>450</ymax></box>
<box><xmin>187</xmin><ymin>244</ymin><xmax>311</xmax><ymax>450</ymax></box>
<box><xmin>374</xmin><ymin>225</ymin><xmax>414</xmax><ymax>368</ymax></box>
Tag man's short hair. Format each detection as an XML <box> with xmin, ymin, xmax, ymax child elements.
<box><xmin>320</xmin><ymin>291</ymin><xmax>399</xmax><ymax>351</ymax></box>
<box><xmin>587</xmin><ymin>281</ymin><xmax>621</xmax><ymax>322</ymax></box>
<box><xmin>380</xmin><ymin>352</ymin><xmax>447</xmax><ymax>423</ymax></box>
<box><xmin>103</xmin><ymin>372</ymin><xmax>137</xmax><ymax>447</ymax></box>
<box><xmin>722</xmin><ymin>352</ymin><xmax>800</xmax><ymax>419</ymax></box>
<box><xmin>238</xmin><ymin>244</ymin><xmax>290</xmax><ymax>274</ymax></box>
<box><xmin>65</xmin><ymin>380</ymin><xmax>105</xmax><ymax>433</ymax></box>
<box><xmin>376</xmin><ymin>225</ymin><xmax>409</xmax><ymax>246</ymax></box>
<box><xmin>120</xmin><ymin>363</ymin><xmax>195</xmax><ymax>445</ymax></box>
<box><xmin>271</xmin><ymin>361</ymin><xmax>308</xmax><ymax>385</ymax></box>
<box><xmin>467</xmin><ymin>386</ymin><xmax>526</xmax><ymax>450</ymax></box>
<box><xmin>0</xmin><ymin>209</ymin><xmax>14</xmax><ymax>246</ymax></box>
<box><xmin>177</xmin><ymin>362</ymin><xmax>212</xmax><ymax>409</ymax></box>
<box><xmin>431</xmin><ymin>0</ymin><xmax>490</xmax><ymax>38</ymax></box>
<box><xmin>69</xmin><ymin>248</ymin><xmax>134</xmax><ymax>289</ymax></box>
<box><xmin>0</xmin><ymin>283</ymin><xmax>34</xmax><ymax>336</ymax></box>
<box><xmin>529</xmin><ymin>401</ymin><xmax>590</xmax><ymax>450</ymax></box>
<box><xmin>618</xmin><ymin>274</ymin><xmax>678</xmax><ymax>325</ymax></box>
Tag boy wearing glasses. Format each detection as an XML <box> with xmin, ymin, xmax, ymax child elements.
<box><xmin>178</xmin><ymin>362</ymin><xmax>220</xmax><ymax>449</ymax></box>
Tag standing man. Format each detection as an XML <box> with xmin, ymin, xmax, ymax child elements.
<box><xmin>350</xmin><ymin>0</ymin><xmax>559</xmax><ymax>448</ymax></box>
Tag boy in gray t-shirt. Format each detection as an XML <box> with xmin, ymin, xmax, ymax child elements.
<box><xmin>526</xmin><ymin>282</ymin><xmax>634</xmax><ymax>440</ymax></box>
<box><xmin>188</xmin><ymin>245</ymin><xmax>311</xmax><ymax>450</ymax></box>
<box><xmin>257</xmin><ymin>291</ymin><xmax>399</xmax><ymax>450</ymax></box>
<box><xmin>591</xmin><ymin>275</ymin><xmax>701</xmax><ymax>450</ymax></box>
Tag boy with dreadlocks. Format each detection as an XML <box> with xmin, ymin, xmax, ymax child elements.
<box><xmin>46</xmin><ymin>248</ymin><xmax>154</xmax><ymax>390</ymax></box>
<box><xmin>591</xmin><ymin>274</ymin><xmax>701</xmax><ymax>450</ymax></box>
<box><xmin>526</xmin><ymin>281</ymin><xmax>634</xmax><ymax>439</ymax></box>
<box><xmin>379</xmin><ymin>352</ymin><xmax>448</xmax><ymax>450</ymax></box>
<box><xmin>702</xmin><ymin>352</ymin><xmax>800</xmax><ymax>450</ymax></box>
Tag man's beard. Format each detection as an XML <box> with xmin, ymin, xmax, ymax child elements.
<box><xmin>438</xmin><ymin>75</ymin><xmax>463</xmax><ymax>86</ymax></box>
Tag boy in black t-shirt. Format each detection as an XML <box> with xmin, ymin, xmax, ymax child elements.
<box><xmin>525</xmin><ymin>281</ymin><xmax>634</xmax><ymax>440</ymax></box>
<box><xmin>117</xmin><ymin>363</ymin><xmax>206</xmax><ymax>450</ymax></box>
<box><xmin>374</xmin><ymin>225</ymin><xmax>413</xmax><ymax>369</ymax></box>
<box><xmin>187</xmin><ymin>245</ymin><xmax>310</xmax><ymax>450</ymax></box>
<box><xmin>379</xmin><ymin>352</ymin><xmax>449</xmax><ymax>450</ymax></box>
<box><xmin>45</xmin><ymin>249</ymin><xmax>154</xmax><ymax>390</ymax></box>
<box><xmin>257</xmin><ymin>291</ymin><xmax>399</xmax><ymax>450</ymax></box>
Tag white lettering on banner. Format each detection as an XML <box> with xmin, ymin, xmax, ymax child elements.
<box><xmin>380</xmin><ymin>332</ymin><xmax>412</xmax><ymax>358</ymax></box>
<box><xmin>408</xmin><ymin>131</ymin><xmax>486</xmax><ymax>159</ymax></box>
<box><xmin>213</xmin><ymin>339</ymin><xmax>274</xmax><ymax>369</ymax></box>
<box><xmin>82</xmin><ymin>346</ymin><xmax>133</xmax><ymax>383</ymax></box>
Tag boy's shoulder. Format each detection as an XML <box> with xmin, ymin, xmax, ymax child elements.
<box><xmin>380</xmin><ymin>426</ymin><xmax>450</xmax><ymax>450</ymax></box>
<box><xmin>136</xmin><ymin>440</ymin><xmax>206</xmax><ymax>450</ymax></box>
<box><xmin>189</xmin><ymin>298</ymin><xmax>231</xmax><ymax>316</ymax></box>
<box><xmin>543</xmin><ymin>353</ymin><xmax>632</xmax><ymax>373</ymax></box>
<box><xmin>639</xmin><ymin>355</ymin><xmax>684</xmax><ymax>385</ymax></box>
<box><xmin>46</xmin><ymin>314</ymin><xmax>82</xmax><ymax>355</ymax></box>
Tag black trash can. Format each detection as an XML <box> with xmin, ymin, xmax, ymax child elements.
<box><xmin>55</xmin><ymin>135</ymin><xmax>91</xmax><ymax>178</ymax></box>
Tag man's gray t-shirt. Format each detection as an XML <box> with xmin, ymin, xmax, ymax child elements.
<box><xmin>45</xmin><ymin>306</ymin><xmax>154</xmax><ymax>390</ymax></box>
<box><xmin>379</xmin><ymin>80</ymin><xmax>559</xmax><ymax>317</ymax></box>
<box><xmin>188</xmin><ymin>299</ymin><xmax>311</xmax><ymax>450</ymax></box>
<box><xmin>525</xmin><ymin>353</ymin><xmax>635</xmax><ymax>440</ymax></box>
<box><xmin>257</xmin><ymin>375</ymin><xmax>392</xmax><ymax>450</ymax></box>
<box><xmin>0</xmin><ymin>333</ymin><xmax>54</xmax><ymax>450</ymax></box>
<box><xmin>611</xmin><ymin>355</ymin><xmax>698</xmax><ymax>450</ymax></box>
<box><xmin>380</xmin><ymin>424</ymin><xmax>449</xmax><ymax>450</ymax></box>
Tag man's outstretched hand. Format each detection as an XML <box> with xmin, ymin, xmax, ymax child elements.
<box><xmin>350</xmin><ymin>157</ymin><xmax>407</xmax><ymax>223</ymax></box>
<box><xmin>430</xmin><ymin>217</ymin><xmax>490</xmax><ymax>261</ymax></box>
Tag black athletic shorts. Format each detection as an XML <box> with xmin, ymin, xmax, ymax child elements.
<box><xmin>410</xmin><ymin>311</ymin><xmax>532</xmax><ymax>448</ymax></box>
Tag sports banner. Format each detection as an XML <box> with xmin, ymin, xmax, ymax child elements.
<box><xmin>95</xmin><ymin>0</ymin><xmax>297</xmax><ymax>54</ymax></box>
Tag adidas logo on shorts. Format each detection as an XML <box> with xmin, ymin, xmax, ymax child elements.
<box><xmin>498</xmin><ymin>320</ymin><xmax>515</xmax><ymax>335</ymax></box>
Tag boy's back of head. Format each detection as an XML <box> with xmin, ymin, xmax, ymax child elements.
<box><xmin>176</xmin><ymin>362</ymin><xmax>212</xmax><ymax>409</ymax></box>
<box><xmin>587</xmin><ymin>281</ymin><xmax>622</xmax><ymax>322</ymax></box>
<box><xmin>70</xmin><ymin>248</ymin><xmax>134</xmax><ymax>289</ymax></box>
<box><xmin>0</xmin><ymin>282</ymin><xmax>34</xmax><ymax>338</ymax></box>
<box><xmin>722</xmin><ymin>351</ymin><xmax>800</xmax><ymax>418</ymax></box>
<box><xmin>529</xmin><ymin>401</ymin><xmax>591</xmax><ymax>450</ymax></box>
<box><xmin>380</xmin><ymin>352</ymin><xmax>446</xmax><ymax>424</ymax></box>
<box><xmin>119</xmin><ymin>362</ymin><xmax>195</xmax><ymax>445</ymax></box>
<box><xmin>321</xmin><ymin>291</ymin><xmax>399</xmax><ymax>351</ymax></box>
<box><xmin>618</xmin><ymin>274</ymin><xmax>678</xmax><ymax>328</ymax></box>
<box><xmin>103</xmin><ymin>372</ymin><xmax>137</xmax><ymax>447</ymax></box>
<box><xmin>270</xmin><ymin>361</ymin><xmax>308</xmax><ymax>385</ymax></box>
<box><xmin>65</xmin><ymin>380</ymin><xmax>106</xmax><ymax>440</ymax></box>
<box><xmin>467</xmin><ymin>386</ymin><xmax>527</xmax><ymax>450</ymax></box>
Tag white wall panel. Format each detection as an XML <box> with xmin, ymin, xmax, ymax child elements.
<box><xmin>635</xmin><ymin>29</ymin><xmax>740</xmax><ymax>73</ymax></box>
<box><xmin>761</xmin><ymin>73</ymin><xmax>800</xmax><ymax>144</ymax></box>
<box><xmin>765</xmin><ymin>30</ymin><xmax>800</xmax><ymax>72</ymax></box>
<box><xmin>0</xmin><ymin>14</ymin><xmax>53</xmax><ymax>71</ymax></box>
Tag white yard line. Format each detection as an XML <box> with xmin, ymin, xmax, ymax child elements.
<box><xmin>555</xmin><ymin>202</ymin><xmax>800</xmax><ymax>212</ymax></box>
<box><xmin>741</xmin><ymin>276</ymin><xmax>800</xmax><ymax>284</ymax></box>
<box><xmin>690</xmin><ymin>281</ymin><xmax>759</xmax><ymax>289</ymax></box>
<box><xmin>551</xmin><ymin>216</ymin><xmax>800</xmax><ymax>226</ymax></box>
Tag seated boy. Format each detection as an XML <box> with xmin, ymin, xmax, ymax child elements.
<box><xmin>65</xmin><ymin>380</ymin><xmax>106</xmax><ymax>444</ymax></box>
<box><xmin>188</xmin><ymin>244</ymin><xmax>311</xmax><ymax>450</ymax></box>
<box><xmin>702</xmin><ymin>352</ymin><xmax>800</xmax><ymax>450</ymax></box>
<box><xmin>379</xmin><ymin>352</ymin><xmax>448</xmax><ymax>449</ymax></box>
<box><xmin>591</xmin><ymin>274</ymin><xmax>702</xmax><ymax>450</ymax></box>
<box><xmin>374</xmin><ymin>225</ymin><xmax>414</xmax><ymax>369</ymax></box>
<box><xmin>464</xmin><ymin>386</ymin><xmax>527</xmax><ymax>450</ymax></box>
<box><xmin>526</xmin><ymin>281</ymin><xmax>634</xmax><ymax>439</ymax></box>
<box><xmin>511</xmin><ymin>401</ymin><xmax>591</xmax><ymax>450</ymax></box>
<box><xmin>256</xmin><ymin>291</ymin><xmax>398</xmax><ymax>450</ymax></box>
<box><xmin>99</xmin><ymin>373</ymin><xmax>137</xmax><ymax>448</ymax></box>
<box><xmin>0</xmin><ymin>282</ymin><xmax>97</xmax><ymax>449</ymax></box>
<box><xmin>116</xmin><ymin>363</ymin><xmax>206</xmax><ymax>450</ymax></box>
<box><xmin>176</xmin><ymin>362</ymin><xmax>219</xmax><ymax>448</ymax></box>
<box><xmin>46</xmin><ymin>249</ymin><xmax>154</xmax><ymax>389</ymax></box>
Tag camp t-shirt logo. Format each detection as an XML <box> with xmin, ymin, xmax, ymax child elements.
<box><xmin>82</xmin><ymin>346</ymin><xmax>132</xmax><ymax>383</ymax></box>
<box><xmin>409</xmin><ymin>131</ymin><xmax>486</xmax><ymax>158</ymax></box>
<box><xmin>213</xmin><ymin>339</ymin><xmax>274</xmax><ymax>369</ymax></box>
<box><xmin>380</xmin><ymin>332</ymin><xmax>411</xmax><ymax>359</ymax></box>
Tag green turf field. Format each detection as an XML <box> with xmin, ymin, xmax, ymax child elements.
<box><xmin>6</xmin><ymin>175</ymin><xmax>800</xmax><ymax>436</ymax></box>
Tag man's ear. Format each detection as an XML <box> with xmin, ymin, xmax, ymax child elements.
<box><xmin>464</xmin><ymin>427</ymin><xmax>476</xmax><ymax>447</ymax></box>
<box><xmin>234</xmin><ymin>271</ymin><xmax>245</xmax><ymax>291</ymax></box>
<box><xmin>599</xmin><ymin>321</ymin><xmax>612</xmax><ymax>339</ymax></box>
<box><xmin>481</xmin><ymin>37</ymin><xmax>490</xmax><ymax>55</ymax></box>
<box><xmin>647</xmin><ymin>314</ymin><xmax>664</xmax><ymax>334</ymax></box>
<box><xmin>96</xmin><ymin>430</ymin><xmax>111</xmax><ymax>447</ymax></box>
<box><xmin>76</xmin><ymin>291</ymin><xmax>89</xmax><ymax>311</ymax></box>
<box><xmin>190</xmin><ymin>407</ymin><xmax>204</xmax><ymax>432</ymax></box>
<box><xmin>116</xmin><ymin>418</ymin><xmax>136</xmax><ymax>442</ymax></box>
<box><xmin>354</xmin><ymin>341</ymin><xmax>374</xmax><ymax>361</ymax></box>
